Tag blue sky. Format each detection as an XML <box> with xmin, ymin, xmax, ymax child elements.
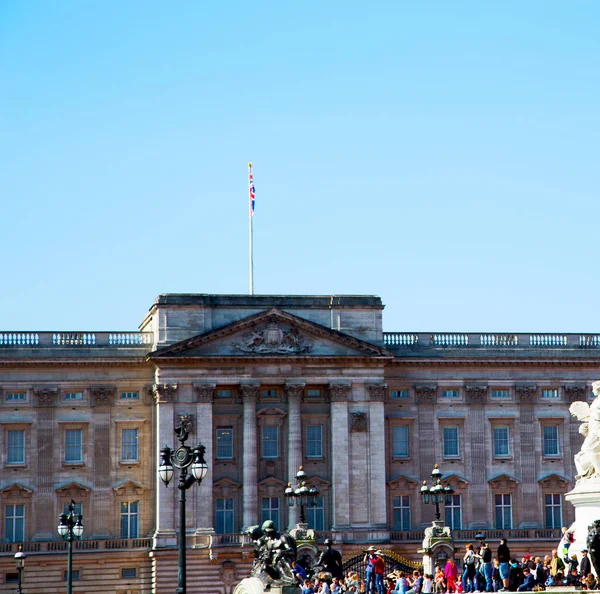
<box><xmin>1</xmin><ymin>1</ymin><xmax>599</xmax><ymax>332</ymax></box>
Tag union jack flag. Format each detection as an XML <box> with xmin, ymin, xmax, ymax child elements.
<box><xmin>249</xmin><ymin>170</ymin><xmax>256</xmax><ymax>216</ymax></box>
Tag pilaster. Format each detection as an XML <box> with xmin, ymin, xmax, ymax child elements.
<box><xmin>284</xmin><ymin>383</ymin><xmax>304</xmax><ymax>527</ymax></box>
<box><xmin>193</xmin><ymin>384</ymin><xmax>215</xmax><ymax>534</ymax></box>
<box><xmin>367</xmin><ymin>384</ymin><xmax>387</xmax><ymax>527</ymax></box>
<box><xmin>241</xmin><ymin>384</ymin><xmax>259</xmax><ymax>529</ymax></box>
<box><xmin>517</xmin><ymin>386</ymin><xmax>537</xmax><ymax>527</ymax></box>
<box><xmin>329</xmin><ymin>383</ymin><xmax>351</xmax><ymax>530</ymax></box>
<box><xmin>465</xmin><ymin>386</ymin><xmax>487</xmax><ymax>528</ymax></box>
<box><xmin>153</xmin><ymin>383</ymin><xmax>178</xmax><ymax>547</ymax></box>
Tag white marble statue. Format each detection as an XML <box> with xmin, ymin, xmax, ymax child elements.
<box><xmin>569</xmin><ymin>381</ymin><xmax>600</xmax><ymax>480</ymax></box>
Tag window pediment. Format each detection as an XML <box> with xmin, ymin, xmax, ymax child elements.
<box><xmin>1</xmin><ymin>483</ymin><xmax>33</xmax><ymax>497</ymax></box>
<box><xmin>488</xmin><ymin>474</ymin><xmax>519</xmax><ymax>491</ymax></box>
<box><xmin>213</xmin><ymin>477</ymin><xmax>242</xmax><ymax>497</ymax></box>
<box><xmin>538</xmin><ymin>473</ymin><xmax>570</xmax><ymax>489</ymax></box>
<box><xmin>387</xmin><ymin>475</ymin><xmax>419</xmax><ymax>490</ymax></box>
<box><xmin>56</xmin><ymin>482</ymin><xmax>91</xmax><ymax>497</ymax></box>
<box><xmin>113</xmin><ymin>480</ymin><xmax>147</xmax><ymax>496</ymax></box>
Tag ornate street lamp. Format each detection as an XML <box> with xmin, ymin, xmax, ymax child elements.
<box><xmin>14</xmin><ymin>546</ymin><xmax>25</xmax><ymax>594</ymax></box>
<box><xmin>57</xmin><ymin>500</ymin><xmax>83</xmax><ymax>594</ymax></box>
<box><xmin>420</xmin><ymin>464</ymin><xmax>455</xmax><ymax>522</ymax></box>
<box><xmin>158</xmin><ymin>420</ymin><xmax>208</xmax><ymax>594</ymax></box>
<box><xmin>285</xmin><ymin>466</ymin><xmax>320</xmax><ymax>524</ymax></box>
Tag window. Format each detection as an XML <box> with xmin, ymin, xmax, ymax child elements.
<box><xmin>64</xmin><ymin>570</ymin><xmax>80</xmax><ymax>581</ymax></box>
<box><xmin>5</xmin><ymin>573</ymin><xmax>18</xmax><ymax>583</ymax></box>
<box><xmin>217</xmin><ymin>389</ymin><xmax>231</xmax><ymax>398</ymax></box>
<box><xmin>65</xmin><ymin>392</ymin><xmax>83</xmax><ymax>401</ymax></box>
<box><xmin>491</xmin><ymin>390</ymin><xmax>510</xmax><ymax>399</ymax></box>
<box><xmin>542</xmin><ymin>389</ymin><xmax>559</xmax><ymax>399</ymax></box>
<box><xmin>307</xmin><ymin>496</ymin><xmax>324</xmax><ymax>531</ymax></box>
<box><xmin>493</xmin><ymin>426</ymin><xmax>510</xmax><ymax>457</ymax></box>
<box><xmin>391</xmin><ymin>390</ymin><xmax>409</xmax><ymax>399</ymax></box>
<box><xmin>4</xmin><ymin>504</ymin><xmax>24</xmax><ymax>542</ymax></box>
<box><xmin>262</xmin><ymin>389</ymin><xmax>277</xmax><ymax>398</ymax></box>
<box><xmin>216</xmin><ymin>428</ymin><xmax>234</xmax><ymax>460</ymax></box>
<box><xmin>215</xmin><ymin>498</ymin><xmax>234</xmax><ymax>533</ymax></box>
<box><xmin>306</xmin><ymin>389</ymin><xmax>321</xmax><ymax>398</ymax></box>
<box><xmin>120</xmin><ymin>501</ymin><xmax>139</xmax><ymax>538</ymax></box>
<box><xmin>65</xmin><ymin>429</ymin><xmax>83</xmax><ymax>463</ymax></box>
<box><xmin>442</xmin><ymin>390</ymin><xmax>459</xmax><ymax>398</ymax></box>
<box><xmin>306</xmin><ymin>425</ymin><xmax>323</xmax><ymax>458</ymax></box>
<box><xmin>261</xmin><ymin>497</ymin><xmax>280</xmax><ymax>530</ymax></box>
<box><xmin>445</xmin><ymin>494</ymin><xmax>462</xmax><ymax>529</ymax></box>
<box><xmin>122</xmin><ymin>568</ymin><xmax>137</xmax><ymax>579</ymax></box>
<box><xmin>7</xmin><ymin>430</ymin><xmax>25</xmax><ymax>465</ymax></box>
<box><xmin>443</xmin><ymin>426</ymin><xmax>460</xmax><ymax>457</ymax></box>
<box><xmin>261</xmin><ymin>426</ymin><xmax>279</xmax><ymax>459</ymax></box>
<box><xmin>120</xmin><ymin>392</ymin><xmax>139</xmax><ymax>400</ymax></box>
<box><xmin>543</xmin><ymin>425</ymin><xmax>560</xmax><ymax>456</ymax></box>
<box><xmin>392</xmin><ymin>426</ymin><xmax>409</xmax><ymax>458</ymax></box>
<box><xmin>545</xmin><ymin>494</ymin><xmax>562</xmax><ymax>528</ymax></box>
<box><xmin>494</xmin><ymin>494</ymin><xmax>512</xmax><ymax>529</ymax></box>
<box><xmin>6</xmin><ymin>393</ymin><xmax>26</xmax><ymax>402</ymax></box>
<box><xmin>392</xmin><ymin>495</ymin><xmax>411</xmax><ymax>530</ymax></box>
<box><xmin>122</xmin><ymin>428</ymin><xmax>139</xmax><ymax>462</ymax></box>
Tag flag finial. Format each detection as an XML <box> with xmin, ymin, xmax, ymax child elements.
<box><xmin>248</xmin><ymin>162</ymin><xmax>252</xmax><ymax>167</ymax></box>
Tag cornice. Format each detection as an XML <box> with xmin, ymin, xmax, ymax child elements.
<box><xmin>0</xmin><ymin>358</ymin><xmax>150</xmax><ymax>368</ymax></box>
<box><xmin>387</xmin><ymin>358</ymin><xmax>600</xmax><ymax>367</ymax></box>
<box><xmin>142</xmin><ymin>355</ymin><xmax>391</xmax><ymax>366</ymax></box>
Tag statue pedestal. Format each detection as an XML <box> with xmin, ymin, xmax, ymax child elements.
<box><xmin>232</xmin><ymin>578</ymin><xmax>298</xmax><ymax>594</ymax></box>
<box><xmin>419</xmin><ymin>520</ymin><xmax>456</xmax><ymax>576</ymax></box>
<box><xmin>565</xmin><ymin>478</ymin><xmax>600</xmax><ymax>562</ymax></box>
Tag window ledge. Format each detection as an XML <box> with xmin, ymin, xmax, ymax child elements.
<box><xmin>6</xmin><ymin>463</ymin><xmax>26</xmax><ymax>469</ymax></box>
<box><xmin>119</xmin><ymin>460</ymin><xmax>141</xmax><ymax>466</ymax></box>
<box><xmin>392</xmin><ymin>457</ymin><xmax>411</xmax><ymax>462</ymax></box>
<box><xmin>63</xmin><ymin>461</ymin><xmax>85</xmax><ymax>467</ymax></box>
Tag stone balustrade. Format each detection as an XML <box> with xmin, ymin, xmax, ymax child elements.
<box><xmin>0</xmin><ymin>538</ymin><xmax>152</xmax><ymax>555</ymax></box>
<box><xmin>384</xmin><ymin>332</ymin><xmax>600</xmax><ymax>350</ymax></box>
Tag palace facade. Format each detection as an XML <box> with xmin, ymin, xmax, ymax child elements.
<box><xmin>0</xmin><ymin>293</ymin><xmax>593</xmax><ymax>593</ymax></box>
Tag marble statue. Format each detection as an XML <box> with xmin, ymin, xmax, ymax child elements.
<box><xmin>569</xmin><ymin>381</ymin><xmax>600</xmax><ymax>479</ymax></box>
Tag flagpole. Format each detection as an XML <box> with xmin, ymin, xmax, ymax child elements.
<box><xmin>248</xmin><ymin>162</ymin><xmax>254</xmax><ymax>295</ymax></box>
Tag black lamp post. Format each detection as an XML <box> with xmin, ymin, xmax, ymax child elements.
<box><xmin>420</xmin><ymin>464</ymin><xmax>455</xmax><ymax>522</ymax></box>
<box><xmin>57</xmin><ymin>499</ymin><xmax>83</xmax><ymax>594</ymax></box>
<box><xmin>14</xmin><ymin>546</ymin><xmax>25</xmax><ymax>594</ymax></box>
<box><xmin>285</xmin><ymin>466</ymin><xmax>320</xmax><ymax>524</ymax></box>
<box><xmin>158</xmin><ymin>421</ymin><xmax>208</xmax><ymax>594</ymax></box>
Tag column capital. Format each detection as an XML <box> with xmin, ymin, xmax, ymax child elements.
<box><xmin>152</xmin><ymin>383</ymin><xmax>178</xmax><ymax>404</ymax></box>
<box><xmin>194</xmin><ymin>384</ymin><xmax>215</xmax><ymax>403</ymax></box>
<box><xmin>366</xmin><ymin>384</ymin><xmax>387</xmax><ymax>402</ymax></box>
<box><xmin>515</xmin><ymin>385</ymin><xmax>536</xmax><ymax>402</ymax></box>
<box><xmin>240</xmin><ymin>383</ymin><xmax>260</xmax><ymax>401</ymax></box>
<box><xmin>90</xmin><ymin>385</ymin><xmax>116</xmax><ymax>406</ymax></box>
<box><xmin>415</xmin><ymin>385</ymin><xmax>436</xmax><ymax>403</ymax></box>
<box><xmin>33</xmin><ymin>387</ymin><xmax>58</xmax><ymax>407</ymax></box>
<box><xmin>329</xmin><ymin>383</ymin><xmax>351</xmax><ymax>402</ymax></box>
<box><xmin>283</xmin><ymin>383</ymin><xmax>304</xmax><ymax>400</ymax></box>
<box><xmin>465</xmin><ymin>385</ymin><xmax>487</xmax><ymax>403</ymax></box>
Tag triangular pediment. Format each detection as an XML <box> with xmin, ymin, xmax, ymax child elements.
<box><xmin>149</xmin><ymin>309</ymin><xmax>392</xmax><ymax>359</ymax></box>
<box><xmin>538</xmin><ymin>473</ymin><xmax>571</xmax><ymax>488</ymax></box>
<box><xmin>488</xmin><ymin>473</ymin><xmax>520</xmax><ymax>489</ymax></box>
<box><xmin>113</xmin><ymin>480</ymin><xmax>148</xmax><ymax>495</ymax></box>
<box><xmin>56</xmin><ymin>482</ymin><xmax>91</xmax><ymax>496</ymax></box>
<box><xmin>387</xmin><ymin>475</ymin><xmax>419</xmax><ymax>490</ymax></box>
<box><xmin>1</xmin><ymin>483</ymin><xmax>34</xmax><ymax>497</ymax></box>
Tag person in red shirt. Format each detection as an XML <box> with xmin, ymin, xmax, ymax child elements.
<box><xmin>373</xmin><ymin>550</ymin><xmax>386</xmax><ymax>594</ymax></box>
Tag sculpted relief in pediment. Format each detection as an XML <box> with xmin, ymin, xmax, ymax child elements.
<box><xmin>233</xmin><ymin>323</ymin><xmax>313</xmax><ymax>355</ymax></box>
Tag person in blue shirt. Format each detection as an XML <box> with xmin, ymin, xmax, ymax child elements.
<box><xmin>301</xmin><ymin>578</ymin><xmax>315</xmax><ymax>594</ymax></box>
<box><xmin>517</xmin><ymin>567</ymin><xmax>535</xmax><ymax>591</ymax></box>
<box><xmin>293</xmin><ymin>561</ymin><xmax>308</xmax><ymax>584</ymax></box>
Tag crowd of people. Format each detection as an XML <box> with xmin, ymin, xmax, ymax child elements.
<box><xmin>295</xmin><ymin>538</ymin><xmax>598</xmax><ymax>594</ymax></box>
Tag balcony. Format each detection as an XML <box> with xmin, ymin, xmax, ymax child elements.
<box><xmin>389</xmin><ymin>528</ymin><xmax>561</xmax><ymax>542</ymax></box>
<box><xmin>0</xmin><ymin>538</ymin><xmax>152</xmax><ymax>555</ymax></box>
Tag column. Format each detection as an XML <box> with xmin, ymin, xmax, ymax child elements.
<box><xmin>193</xmin><ymin>385</ymin><xmax>215</xmax><ymax>534</ymax></box>
<box><xmin>284</xmin><ymin>383</ymin><xmax>304</xmax><ymax>527</ymax></box>
<box><xmin>241</xmin><ymin>384</ymin><xmax>259</xmax><ymax>529</ymax></box>
<box><xmin>415</xmin><ymin>386</ymin><xmax>436</xmax><ymax>527</ymax></box>
<box><xmin>330</xmin><ymin>384</ymin><xmax>351</xmax><ymax>530</ymax></box>
<box><xmin>153</xmin><ymin>383</ymin><xmax>178</xmax><ymax>547</ymax></box>
<box><xmin>90</xmin><ymin>386</ymin><xmax>114</xmax><ymax>538</ymax></box>
<box><xmin>33</xmin><ymin>389</ymin><xmax>57</xmax><ymax>540</ymax></box>
<box><xmin>517</xmin><ymin>386</ymin><xmax>537</xmax><ymax>527</ymax></box>
<box><xmin>367</xmin><ymin>384</ymin><xmax>387</xmax><ymax>528</ymax></box>
<box><xmin>466</xmin><ymin>387</ymin><xmax>487</xmax><ymax>528</ymax></box>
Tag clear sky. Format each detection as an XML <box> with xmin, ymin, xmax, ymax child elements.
<box><xmin>1</xmin><ymin>1</ymin><xmax>599</xmax><ymax>333</ymax></box>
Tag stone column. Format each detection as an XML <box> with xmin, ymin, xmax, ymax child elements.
<box><xmin>153</xmin><ymin>383</ymin><xmax>178</xmax><ymax>547</ymax></box>
<box><xmin>415</xmin><ymin>386</ymin><xmax>436</xmax><ymax>528</ymax></box>
<box><xmin>194</xmin><ymin>385</ymin><xmax>215</xmax><ymax>534</ymax></box>
<box><xmin>241</xmin><ymin>384</ymin><xmax>259</xmax><ymax>529</ymax></box>
<box><xmin>466</xmin><ymin>386</ymin><xmax>487</xmax><ymax>528</ymax></box>
<box><xmin>90</xmin><ymin>386</ymin><xmax>115</xmax><ymax>538</ymax></box>
<box><xmin>516</xmin><ymin>386</ymin><xmax>537</xmax><ymax>527</ymax></box>
<box><xmin>367</xmin><ymin>384</ymin><xmax>387</xmax><ymax>528</ymax></box>
<box><xmin>284</xmin><ymin>383</ymin><xmax>304</xmax><ymax>527</ymax></box>
<box><xmin>330</xmin><ymin>384</ymin><xmax>351</xmax><ymax>530</ymax></box>
<box><xmin>33</xmin><ymin>388</ymin><xmax>57</xmax><ymax>540</ymax></box>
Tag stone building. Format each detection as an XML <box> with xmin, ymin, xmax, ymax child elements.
<box><xmin>0</xmin><ymin>293</ymin><xmax>592</xmax><ymax>593</ymax></box>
